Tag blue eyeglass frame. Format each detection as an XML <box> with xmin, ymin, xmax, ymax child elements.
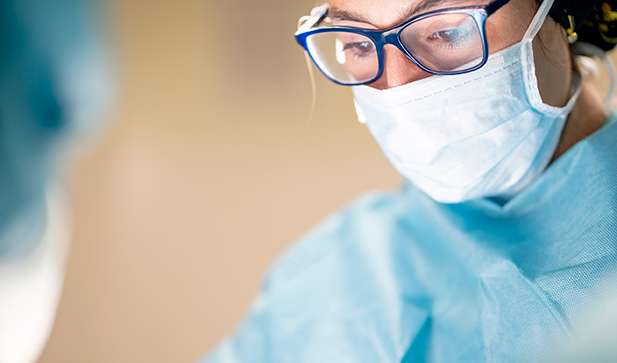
<box><xmin>294</xmin><ymin>0</ymin><xmax>511</xmax><ymax>86</ymax></box>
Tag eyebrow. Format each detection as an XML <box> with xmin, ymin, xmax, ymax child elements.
<box><xmin>329</xmin><ymin>0</ymin><xmax>459</xmax><ymax>27</ymax></box>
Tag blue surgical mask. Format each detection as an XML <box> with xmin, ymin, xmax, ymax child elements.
<box><xmin>352</xmin><ymin>0</ymin><xmax>582</xmax><ymax>204</ymax></box>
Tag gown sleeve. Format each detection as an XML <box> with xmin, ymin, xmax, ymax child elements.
<box><xmin>201</xmin><ymin>294</ymin><xmax>270</xmax><ymax>363</ymax></box>
<box><xmin>199</xmin><ymin>190</ymin><xmax>408</xmax><ymax>363</ymax></box>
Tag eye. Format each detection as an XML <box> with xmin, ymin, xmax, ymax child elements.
<box><xmin>343</xmin><ymin>41</ymin><xmax>375</xmax><ymax>55</ymax></box>
<box><xmin>422</xmin><ymin>16</ymin><xmax>477</xmax><ymax>47</ymax></box>
<box><xmin>429</xmin><ymin>28</ymin><xmax>463</xmax><ymax>42</ymax></box>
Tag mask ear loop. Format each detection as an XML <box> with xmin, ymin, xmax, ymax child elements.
<box><xmin>573</xmin><ymin>42</ymin><xmax>617</xmax><ymax>119</ymax></box>
<box><xmin>523</xmin><ymin>0</ymin><xmax>555</xmax><ymax>42</ymax></box>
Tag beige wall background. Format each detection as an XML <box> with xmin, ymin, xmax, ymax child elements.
<box><xmin>38</xmin><ymin>1</ymin><xmax>401</xmax><ymax>362</ymax></box>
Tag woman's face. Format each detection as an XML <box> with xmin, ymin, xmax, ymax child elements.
<box><xmin>327</xmin><ymin>0</ymin><xmax>572</xmax><ymax>107</ymax></box>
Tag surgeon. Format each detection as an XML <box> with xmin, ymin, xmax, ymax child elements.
<box><xmin>0</xmin><ymin>1</ymin><xmax>113</xmax><ymax>362</ymax></box>
<box><xmin>203</xmin><ymin>0</ymin><xmax>617</xmax><ymax>362</ymax></box>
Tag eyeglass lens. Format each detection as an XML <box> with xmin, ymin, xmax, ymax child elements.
<box><xmin>305</xmin><ymin>12</ymin><xmax>485</xmax><ymax>85</ymax></box>
<box><xmin>307</xmin><ymin>31</ymin><xmax>379</xmax><ymax>84</ymax></box>
<box><xmin>401</xmin><ymin>13</ymin><xmax>484</xmax><ymax>72</ymax></box>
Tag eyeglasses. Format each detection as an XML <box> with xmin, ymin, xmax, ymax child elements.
<box><xmin>294</xmin><ymin>0</ymin><xmax>511</xmax><ymax>86</ymax></box>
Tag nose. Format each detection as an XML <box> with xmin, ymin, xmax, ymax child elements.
<box><xmin>369</xmin><ymin>45</ymin><xmax>432</xmax><ymax>90</ymax></box>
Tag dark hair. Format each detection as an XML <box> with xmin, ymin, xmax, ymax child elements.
<box><xmin>540</xmin><ymin>0</ymin><xmax>617</xmax><ymax>51</ymax></box>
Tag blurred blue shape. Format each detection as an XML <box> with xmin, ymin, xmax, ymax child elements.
<box><xmin>0</xmin><ymin>0</ymin><xmax>113</xmax><ymax>260</ymax></box>
<box><xmin>203</xmin><ymin>116</ymin><xmax>617</xmax><ymax>362</ymax></box>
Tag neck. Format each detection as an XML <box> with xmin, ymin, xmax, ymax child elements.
<box><xmin>552</xmin><ymin>80</ymin><xmax>607</xmax><ymax>161</ymax></box>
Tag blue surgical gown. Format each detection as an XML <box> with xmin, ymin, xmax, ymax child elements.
<box><xmin>203</xmin><ymin>116</ymin><xmax>617</xmax><ymax>363</ymax></box>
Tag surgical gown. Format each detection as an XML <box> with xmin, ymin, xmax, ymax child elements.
<box><xmin>203</xmin><ymin>116</ymin><xmax>617</xmax><ymax>363</ymax></box>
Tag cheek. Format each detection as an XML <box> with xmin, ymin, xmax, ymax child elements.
<box><xmin>483</xmin><ymin>0</ymin><xmax>536</xmax><ymax>54</ymax></box>
<box><xmin>532</xmin><ymin>21</ymin><xmax>572</xmax><ymax>107</ymax></box>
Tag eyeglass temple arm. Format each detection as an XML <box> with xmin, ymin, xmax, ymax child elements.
<box><xmin>485</xmin><ymin>0</ymin><xmax>511</xmax><ymax>15</ymax></box>
<box><xmin>297</xmin><ymin>3</ymin><xmax>329</xmax><ymax>32</ymax></box>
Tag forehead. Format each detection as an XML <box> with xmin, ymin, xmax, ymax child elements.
<box><xmin>327</xmin><ymin>0</ymin><xmax>495</xmax><ymax>28</ymax></box>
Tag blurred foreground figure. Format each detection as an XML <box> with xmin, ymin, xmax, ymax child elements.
<box><xmin>0</xmin><ymin>0</ymin><xmax>113</xmax><ymax>362</ymax></box>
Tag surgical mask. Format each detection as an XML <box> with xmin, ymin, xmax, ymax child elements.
<box><xmin>352</xmin><ymin>0</ymin><xmax>581</xmax><ymax>204</ymax></box>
